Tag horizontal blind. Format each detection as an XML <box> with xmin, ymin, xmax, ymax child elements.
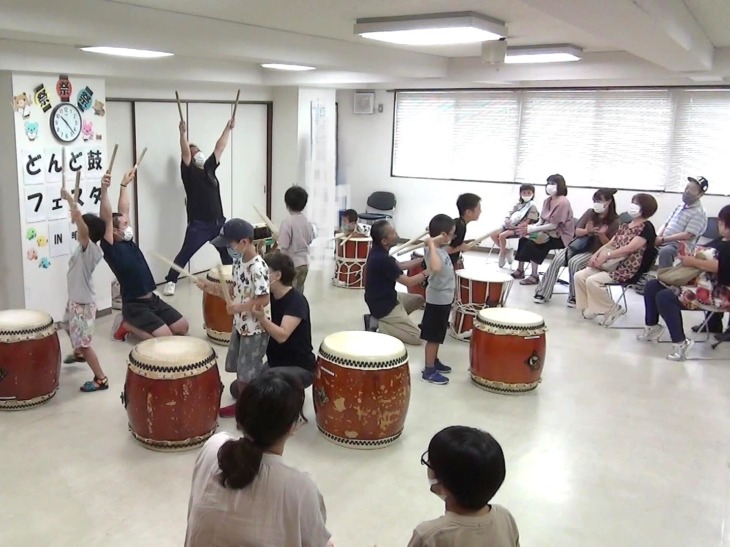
<box><xmin>671</xmin><ymin>90</ymin><xmax>730</xmax><ymax>195</ymax></box>
<box><xmin>393</xmin><ymin>91</ymin><xmax>519</xmax><ymax>181</ymax></box>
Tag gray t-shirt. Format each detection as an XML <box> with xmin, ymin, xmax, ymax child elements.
<box><xmin>66</xmin><ymin>242</ymin><xmax>103</xmax><ymax>304</ymax></box>
<box><xmin>278</xmin><ymin>213</ymin><xmax>315</xmax><ymax>268</ymax></box>
<box><xmin>425</xmin><ymin>246</ymin><xmax>455</xmax><ymax>305</ymax></box>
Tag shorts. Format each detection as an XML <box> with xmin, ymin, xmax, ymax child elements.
<box><xmin>122</xmin><ymin>294</ymin><xmax>183</xmax><ymax>334</ymax></box>
<box><xmin>64</xmin><ymin>301</ymin><xmax>96</xmax><ymax>349</ymax></box>
<box><xmin>225</xmin><ymin>330</ymin><xmax>269</xmax><ymax>383</ymax></box>
<box><xmin>420</xmin><ymin>303</ymin><xmax>452</xmax><ymax>344</ymax></box>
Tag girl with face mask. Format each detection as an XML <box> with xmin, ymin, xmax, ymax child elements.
<box><xmin>409</xmin><ymin>426</ymin><xmax>520</xmax><ymax>547</ymax></box>
<box><xmin>534</xmin><ymin>188</ymin><xmax>620</xmax><ymax>306</ymax></box>
<box><xmin>488</xmin><ymin>184</ymin><xmax>541</xmax><ymax>268</ymax></box>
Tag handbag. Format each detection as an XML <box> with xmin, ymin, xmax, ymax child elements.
<box><xmin>597</xmin><ymin>245</ymin><xmax>623</xmax><ymax>272</ymax></box>
<box><xmin>657</xmin><ymin>266</ymin><xmax>702</xmax><ymax>287</ymax></box>
<box><xmin>568</xmin><ymin>235</ymin><xmax>594</xmax><ymax>254</ymax></box>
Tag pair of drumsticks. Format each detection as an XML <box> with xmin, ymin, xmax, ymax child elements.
<box><xmin>153</xmin><ymin>254</ymin><xmax>232</xmax><ymax>306</ymax></box>
<box><xmin>393</xmin><ymin>228</ymin><xmax>498</xmax><ymax>256</ymax></box>
<box><xmin>175</xmin><ymin>89</ymin><xmax>241</xmax><ymax>125</ymax></box>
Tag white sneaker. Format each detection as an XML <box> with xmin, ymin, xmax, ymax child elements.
<box><xmin>667</xmin><ymin>339</ymin><xmax>694</xmax><ymax>361</ymax></box>
<box><xmin>498</xmin><ymin>253</ymin><xmax>506</xmax><ymax>268</ymax></box>
<box><xmin>163</xmin><ymin>282</ymin><xmax>176</xmax><ymax>296</ymax></box>
<box><xmin>601</xmin><ymin>306</ymin><xmax>626</xmax><ymax>327</ymax></box>
<box><xmin>582</xmin><ymin>310</ymin><xmax>600</xmax><ymax>320</ymax></box>
<box><xmin>637</xmin><ymin>324</ymin><xmax>664</xmax><ymax>342</ymax></box>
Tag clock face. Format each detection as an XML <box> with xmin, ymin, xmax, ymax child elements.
<box><xmin>50</xmin><ymin>103</ymin><xmax>82</xmax><ymax>143</ymax></box>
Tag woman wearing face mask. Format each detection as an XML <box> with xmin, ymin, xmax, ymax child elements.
<box><xmin>638</xmin><ymin>204</ymin><xmax>730</xmax><ymax>361</ymax></box>
<box><xmin>409</xmin><ymin>426</ymin><xmax>519</xmax><ymax>547</ymax></box>
<box><xmin>574</xmin><ymin>193</ymin><xmax>657</xmax><ymax>326</ymax></box>
<box><xmin>513</xmin><ymin>174</ymin><xmax>575</xmax><ymax>284</ymax></box>
<box><xmin>534</xmin><ymin>188</ymin><xmax>620</xmax><ymax>306</ymax></box>
<box><xmin>487</xmin><ymin>184</ymin><xmax>540</xmax><ymax>268</ymax></box>
<box><xmin>185</xmin><ymin>373</ymin><xmax>331</xmax><ymax>547</ymax></box>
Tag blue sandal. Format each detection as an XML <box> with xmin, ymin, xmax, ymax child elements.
<box><xmin>80</xmin><ymin>377</ymin><xmax>109</xmax><ymax>393</ymax></box>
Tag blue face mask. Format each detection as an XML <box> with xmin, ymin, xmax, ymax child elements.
<box><xmin>227</xmin><ymin>246</ymin><xmax>242</xmax><ymax>260</ymax></box>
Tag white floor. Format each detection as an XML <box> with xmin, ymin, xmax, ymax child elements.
<box><xmin>2</xmin><ymin>252</ymin><xmax>730</xmax><ymax>547</ymax></box>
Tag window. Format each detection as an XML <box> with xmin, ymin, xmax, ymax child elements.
<box><xmin>392</xmin><ymin>88</ymin><xmax>730</xmax><ymax>195</ymax></box>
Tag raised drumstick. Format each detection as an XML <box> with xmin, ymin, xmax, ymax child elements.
<box><xmin>134</xmin><ymin>147</ymin><xmax>148</xmax><ymax>169</ymax></box>
<box><xmin>396</xmin><ymin>241</ymin><xmax>426</xmax><ymax>256</ymax></box>
<box><xmin>253</xmin><ymin>205</ymin><xmax>279</xmax><ymax>237</ymax></box>
<box><xmin>106</xmin><ymin>144</ymin><xmax>119</xmax><ymax>175</ymax></box>
<box><xmin>232</xmin><ymin>89</ymin><xmax>241</xmax><ymax>120</ymax></box>
<box><xmin>73</xmin><ymin>171</ymin><xmax>81</xmax><ymax>204</ymax></box>
<box><xmin>391</xmin><ymin>229</ymin><xmax>428</xmax><ymax>254</ymax></box>
<box><xmin>151</xmin><ymin>252</ymin><xmax>196</xmax><ymax>281</ymax></box>
<box><xmin>216</xmin><ymin>264</ymin><xmax>232</xmax><ymax>305</ymax></box>
<box><xmin>175</xmin><ymin>91</ymin><xmax>184</xmax><ymax>122</ymax></box>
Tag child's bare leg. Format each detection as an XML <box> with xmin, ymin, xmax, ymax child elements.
<box><xmin>78</xmin><ymin>346</ymin><xmax>105</xmax><ymax>380</ymax></box>
<box><xmin>498</xmin><ymin>230</ymin><xmax>515</xmax><ymax>253</ymax></box>
<box><xmin>425</xmin><ymin>342</ymin><xmax>439</xmax><ymax>370</ymax></box>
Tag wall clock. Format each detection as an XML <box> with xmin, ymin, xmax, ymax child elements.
<box><xmin>50</xmin><ymin>103</ymin><xmax>82</xmax><ymax>143</ymax></box>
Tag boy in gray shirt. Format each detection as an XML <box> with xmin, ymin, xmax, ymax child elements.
<box><xmin>420</xmin><ymin>214</ymin><xmax>456</xmax><ymax>385</ymax></box>
<box><xmin>61</xmin><ymin>185</ymin><xmax>108</xmax><ymax>392</ymax></box>
<box><xmin>277</xmin><ymin>186</ymin><xmax>315</xmax><ymax>292</ymax></box>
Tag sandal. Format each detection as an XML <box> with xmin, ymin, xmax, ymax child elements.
<box><xmin>64</xmin><ymin>353</ymin><xmax>86</xmax><ymax>364</ymax></box>
<box><xmin>511</xmin><ymin>269</ymin><xmax>524</xmax><ymax>279</ymax></box>
<box><xmin>80</xmin><ymin>377</ymin><xmax>109</xmax><ymax>393</ymax></box>
<box><xmin>520</xmin><ymin>275</ymin><xmax>539</xmax><ymax>285</ymax></box>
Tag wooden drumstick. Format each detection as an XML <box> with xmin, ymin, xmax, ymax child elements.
<box><xmin>151</xmin><ymin>252</ymin><xmax>197</xmax><ymax>281</ymax></box>
<box><xmin>106</xmin><ymin>144</ymin><xmax>119</xmax><ymax>175</ymax></box>
<box><xmin>73</xmin><ymin>171</ymin><xmax>81</xmax><ymax>204</ymax></box>
<box><xmin>175</xmin><ymin>91</ymin><xmax>184</xmax><ymax>122</ymax></box>
<box><xmin>253</xmin><ymin>205</ymin><xmax>279</xmax><ymax>237</ymax></box>
<box><xmin>396</xmin><ymin>241</ymin><xmax>426</xmax><ymax>256</ymax></box>
<box><xmin>216</xmin><ymin>264</ymin><xmax>232</xmax><ymax>305</ymax></box>
<box><xmin>134</xmin><ymin>147</ymin><xmax>148</xmax><ymax>170</ymax></box>
<box><xmin>232</xmin><ymin>89</ymin><xmax>241</xmax><ymax>120</ymax></box>
<box><xmin>391</xmin><ymin>229</ymin><xmax>428</xmax><ymax>254</ymax></box>
<box><xmin>465</xmin><ymin>227</ymin><xmax>503</xmax><ymax>249</ymax></box>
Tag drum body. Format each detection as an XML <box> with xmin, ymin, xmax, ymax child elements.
<box><xmin>122</xmin><ymin>337</ymin><xmax>222</xmax><ymax>451</ymax></box>
<box><xmin>407</xmin><ymin>248</ymin><xmax>426</xmax><ymax>298</ymax></box>
<box><xmin>333</xmin><ymin>237</ymin><xmax>371</xmax><ymax>289</ymax></box>
<box><xmin>314</xmin><ymin>331</ymin><xmax>410</xmax><ymax>449</ymax></box>
<box><xmin>202</xmin><ymin>266</ymin><xmax>234</xmax><ymax>346</ymax></box>
<box><xmin>0</xmin><ymin>310</ymin><xmax>61</xmax><ymax>410</ymax></box>
<box><xmin>469</xmin><ymin>308</ymin><xmax>547</xmax><ymax>393</ymax></box>
<box><xmin>253</xmin><ymin>223</ymin><xmax>273</xmax><ymax>241</ymax></box>
<box><xmin>451</xmin><ymin>270</ymin><xmax>513</xmax><ymax>340</ymax></box>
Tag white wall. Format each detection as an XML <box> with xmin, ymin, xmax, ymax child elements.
<box><xmin>337</xmin><ymin>89</ymin><xmax>730</xmax><ymax>242</ymax></box>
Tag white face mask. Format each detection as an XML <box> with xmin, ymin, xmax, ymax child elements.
<box><xmin>593</xmin><ymin>202</ymin><xmax>607</xmax><ymax>214</ymax></box>
<box><xmin>521</xmin><ymin>194</ymin><xmax>533</xmax><ymax>202</ymax></box>
<box><xmin>193</xmin><ymin>151</ymin><xmax>205</xmax><ymax>168</ymax></box>
<box><xmin>628</xmin><ymin>203</ymin><xmax>642</xmax><ymax>218</ymax></box>
<box><xmin>123</xmin><ymin>226</ymin><xmax>134</xmax><ymax>241</ymax></box>
<box><xmin>427</xmin><ymin>477</ymin><xmax>448</xmax><ymax>501</ymax></box>
<box><xmin>546</xmin><ymin>184</ymin><xmax>557</xmax><ymax>196</ymax></box>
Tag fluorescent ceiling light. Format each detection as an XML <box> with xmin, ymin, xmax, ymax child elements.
<box><xmin>505</xmin><ymin>44</ymin><xmax>582</xmax><ymax>64</ymax></box>
<box><xmin>355</xmin><ymin>12</ymin><xmax>507</xmax><ymax>46</ymax></box>
<box><xmin>261</xmin><ymin>63</ymin><xmax>316</xmax><ymax>71</ymax></box>
<box><xmin>80</xmin><ymin>46</ymin><xmax>173</xmax><ymax>58</ymax></box>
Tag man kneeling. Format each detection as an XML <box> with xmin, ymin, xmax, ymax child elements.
<box><xmin>100</xmin><ymin>170</ymin><xmax>189</xmax><ymax>340</ymax></box>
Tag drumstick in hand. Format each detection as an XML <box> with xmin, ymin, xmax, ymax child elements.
<box><xmin>106</xmin><ymin>144</ymin><xmax>119</xmax><ymax>175</ymax></box>
<box><xmin>392</xmin><ymin>229</ymin><xmax>428</xmax><ymax>254</ymax></box>
<box><xmin>151</xmin><ymin>252</ymin><xmax>197</xmax><ymax>282</ymax></box>
<box><xmin>175</xmin><ymin>91</ymin><xmax>184</xmax><ymax>122</ymax></box>
<box><xmin>216</xmin><ymin>264</ymin><xmax>232</xmax><ymax>305</ymax></box>
<box><xmin>253</xmin><ymin>205</ymin><xmax>279</xmax><ymax>237</ymax></box>
<box><xmin>232</xmin><ymin>89</ymin><xmax>241</xmax><ymax>120</ymax></box>
<box><xmin>396</xmin><ymin>241</ymin><xmax>426</xmax><ymax>256</ymax></box>
<box><xmin>73</xmin><ymin>171</ymin><xmax>81</xmax><ymax>204</ymax></box>
<box><xmin>134</xmin><ymin>147</ymin><xmax>148</xmax><ymax>170</ymax></box>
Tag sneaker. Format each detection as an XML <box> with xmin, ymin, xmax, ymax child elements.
<box><xmin>111</xmin><ymin>314</ymin><xmax>129</xmax><ymax>341</ymax></box>
<box><xmin>498</xmin><ymin>253</ymin><xmax>506</xmax><ymax>268</ymax></box>
<box><xmin>533</xmin><ymin>294</ymin><xmax>546</xmax><ymax>304</ymax></box>
<box><xmin>422</xmin><ymin>368</ymin><xmax>449</xmax><ymax>385</ymax></box>
<box><xmin>667</xmin><ymin>339</ymin><xmax>694</xmax><ymax>361</ymax></box>
<box><xmin>582</xmin><ymin>310</ymin><xmax>600</xmax><ymax>320</ymax></box>
<box><xmin>162</xmin><ymin>282</ymin><xmax>176</xmax><ymax>296</ymax></box>
<box><xmin>566</xmin><ymin>298</ymin><xmax>576</xmax><ymax>308</ymax></box>
<box><xmin>601</xmin><ymin>306</ymin><xmax>626</xmax><ymax>327</ymax></box>
<box><xmin>435</xmin><ymin>360</ymin><xmax>452</xmax><ymax>374</ymax></box>
<box><xmin>637</xmin><ymin>324</ymin><xmax>664</xmax><ymax>342</ymax></box>
<box><xmin>219</xmin><ymin>403</ymin><xmax>237</xmax><ymax>418</ymax></box>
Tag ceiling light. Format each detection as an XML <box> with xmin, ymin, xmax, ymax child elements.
<box><xmin>79</xmin><ymin>46</ymin><xmax>173</xmax><ymax>58</ymax></box>
<box><xmin>355</xmin><ymin>12</ymin><xmax>507</xmax><ymax>46</ymax></box>
<box><xmin>261</xmin><ymin>63</ymin><xmax>316</xmax><ymax>71</ymax></box>
<box><xmin>504</xmin><ymin>44</ymin><xmax>583</xmax><ymax>64</ymax></box>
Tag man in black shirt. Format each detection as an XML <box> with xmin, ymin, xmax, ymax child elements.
<box><xmin>364</xmin><ymin>220</ymin><xmax>429</xmax><ymax>345</ymax></box>
<box><xmin>100</xmin><ymin>171</ymin><xmax>188</xmax><ymax>341</ymax></box>
<box><xmin>163</xmin><ymin>118</ymin><xmax>235</xmax><ymax>296</ymax></box>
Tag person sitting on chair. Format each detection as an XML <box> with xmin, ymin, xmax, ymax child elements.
<box><xmin>340</xmin><ymin>209</ymin><xmax>370</xmax><ymax>236</ymax></box>
<box><xmin>364</xmin><ymin>220</ymin><xmax>429</xmax><ymax>345</ymax></box>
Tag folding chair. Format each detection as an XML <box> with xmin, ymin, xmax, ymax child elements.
<box><xmin>358</xmin><ymin>192</ymin><xmax>396</xmax><ymax>225</ymax></box>
<box><xmin>603</xmin><ymin>246</ymin><xmax>659</xmax><ymax>329</ymax></box>
<box><xmin>686</xmin><ymin>303</ymin><xmax>730</xmax><ymax>359</ymax></box>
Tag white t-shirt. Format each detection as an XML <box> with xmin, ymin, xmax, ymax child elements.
<box><xmin>185</xmin><ymin>432</ymin><xmax>330</xmax><ymax>547</ymax></box>
<box><xmin>408</xmin><ymin>505</ymin><xmax>520</xmax><ymax>547</ymax></box>
<box><xmin>232</xmin><ymin>254</ymin><xmax>270</xmax><ymax>336</ymax></box>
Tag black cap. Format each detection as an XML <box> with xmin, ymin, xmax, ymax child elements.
<box><xmin>211</xmin><ymin>219</ymin><xmax>254</xmax><ymax>246</ymax></box>
<box><xmin>687</xmin><ymin>176</ymin><xmax>709</xmax><ymax>193</ymax></box>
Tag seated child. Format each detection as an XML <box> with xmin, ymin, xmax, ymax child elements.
<box><xmin>340</xmin><ymin>208</ymin><xmax>370</xmax><ymax>236</ymax></box>
<box><xmin>489</xmin><ymin>184</ymin><xmax>540</xmax><ymax>268</ymax></box>
<box><xmin>409</xmin><ymin>426</ymin><xmax>520</xmax><ymax>547</ymax></box>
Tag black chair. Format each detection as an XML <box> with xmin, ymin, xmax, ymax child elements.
<box><xmin>699</xmin><ymin>217</ymin><xmax>719</xmax><ymax>244</ymax></box>
<box><xmin>618</xmin><ymin>211</ymin><xmax>632</xmax><ymax>224</ymax></box>
<box><xmin>603</xmin><ymin>245</ymin><xmax>659</xmax><ymax>329</ymax></box>
<box><xmin>358</xmin><ymin>192</ymin><xmax>396</xmax><ymax>224</ymax></box>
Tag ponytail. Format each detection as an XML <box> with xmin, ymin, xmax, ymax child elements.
<box><xmin>217</xmin><ymin>437</ymin><xmax>263</xmax><ymax>489</ymax></box>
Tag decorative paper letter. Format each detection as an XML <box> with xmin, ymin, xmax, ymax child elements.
<box><xmin>46</xmin><ymin>183</ymin><xmax>69</xmax><ymax>221</ymax></box>
<box><xmin>45</xmin><ymin>147</ymin><xmax>64</xmax><ymax>183</ymax></box>
<box><xmin>49</xmin><ymin>219</ymin><xmax>71</xmax><ymax>258</ymax></box>
<box><xmin>25</xmin><ymin>187</ymin><xmax>49</xmax><ymax>223</ymax></box>
<box><xmin>22</xmin><ymin>149</ymin><xmax>44</xmax><ymax>185</ymax></box>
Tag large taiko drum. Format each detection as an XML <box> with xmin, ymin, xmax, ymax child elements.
<box><xmin>450</xmin><ymin>269</ymin><xmax>513</xmax><ymax>341</ymax></box>
<box><xmin>121</xmin><ymin>337</ymin><xmax>222</xmax><ymax>451</ymax></box>
<box><xmin>333</xmin><ymin>236</ymin><xmax>371</xmax><ymax>289</ymax></box>
<box><xmin>0</xmin><ymin>310</ymin><xmax>61</xmax><ymax>410</ymax></box>
<box><xmin>314</xmin><ymin>331</ymin><xmax>410</xmax><ymax>449</ymax></box>
<box><xmin>407</xmin><ymin>248</ymin><xmax>426</xmax><ymax>298</ymax></box>
<box><xmin>202</xmin><ymin>266</ymin><xmax>234</xmax><ymax>346</ymax></box>
<box><xmin>469</xmin><ymin>308</ymin><xmax>547</xmax><ymax>394</ymax></box>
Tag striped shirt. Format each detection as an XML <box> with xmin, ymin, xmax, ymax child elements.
<box><xmin>662</xmin><ymin>201</ymin><xmax>707</xmax><ymax>252</ymax></box>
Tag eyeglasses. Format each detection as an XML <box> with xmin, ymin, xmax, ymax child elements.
<box><xmin>420</xmin><ymin>450</ymin><xmax>432</xmax><ymax>468</ymax></box>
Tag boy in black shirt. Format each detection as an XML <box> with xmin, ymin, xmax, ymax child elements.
<box><xmin>446</xmin><ymin>193</ymin><xmax>482</xmax><ymax>269</ymax></box>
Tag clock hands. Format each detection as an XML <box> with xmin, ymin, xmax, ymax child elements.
<box><xmin>59</xmin><ymin>115</ymin><xmax>74</xmax><ymax>132</ymax></box>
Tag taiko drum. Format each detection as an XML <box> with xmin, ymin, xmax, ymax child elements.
<box><xmin>333</xmin><ymin>236</ymin><xmax>371</xmax><ymax>289</ymax></box>
<box><xmin>202</xmin><ymin>265</ymin><xmax>234</xmax><ymax>346</ymax></box>
<box><xmin>121</xmin><ymin>337</ymin><xmax>222</xmax><ymax>451</ymax></box>
<box><xmin>406</xmin><ymin>248</ymin><xmax>427</xmax><ymax>298</ymax></box>
<box><xmin>469</xmin><ymin>308</ymin><xmax>547</xmax><ymax>393</ymax></box>
<box><xmin>314</xmin><ymin>331</ymin><xmax>410</xmax><ymax>449</ymax></box>
<box><xmin>451</xmin><ymin>269</ymin><xmax>513</xmax><ymax>340</ymax></box>
<box><xmin>0</xmin><ymin>309</ymin><xmax>61</xmax><ymax>410</ymax></box>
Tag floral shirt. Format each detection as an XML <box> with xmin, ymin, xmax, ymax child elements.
<box><xmin>610</xmin><ymin>221</ymin><xmax>656</xmax><ymax>283</ymax></box>
<box><xmin>232</xmin><ymin>254</ymin><xmax>270</xmax><ymax>336</ymax></box>
<box><xmin>679</xmin><ymin>240</ymin><xmax>730</xmax><ymax>310</ymax></box>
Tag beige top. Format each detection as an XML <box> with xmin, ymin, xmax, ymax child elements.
<box><xmin>185</xmin><ymin>432</ymin><xmax>330</xmax><ymax>547</ymax></box>
<box><xmin>408</xmin><ymin>505</ymin><xmax>520</xmax><ymax>547</ymax></box>
<box><xmin>279</xmin><ymin>213</ymin><xmax>315</xmax><ymax>267</ymax></box>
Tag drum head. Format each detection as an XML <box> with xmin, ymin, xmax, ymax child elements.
<box><xmin>457</xmin><ymin>268</ymin><xmax>513</xmax><ymax>283</ymax></box>
<box><xmin>0</xmin><ymin>309</ymin><xmax>55</xmax><ymax>341</ymax></box>
<box><xmin>348</xmin><ymin>236</ymin><xmax>373</xmax><ymax>243</ymax></box>
<box><xmin>477</xmin><ymin>307</ymin><xmax>544</xmax><ymax>328</ymax></box>
<box><xmin>319</xmin><ymin>331</ymin><xmax>407</xmax><ymax>368</ymax></box>
<box><xmin>130</xmin><ymin>337</ymin><xmax>217</xmax><ymax>378</ymax></box>
<box><xmin>206</xmin><ymin>265</ymin><xmax>233</xmax><ymax>282</ymax></box>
